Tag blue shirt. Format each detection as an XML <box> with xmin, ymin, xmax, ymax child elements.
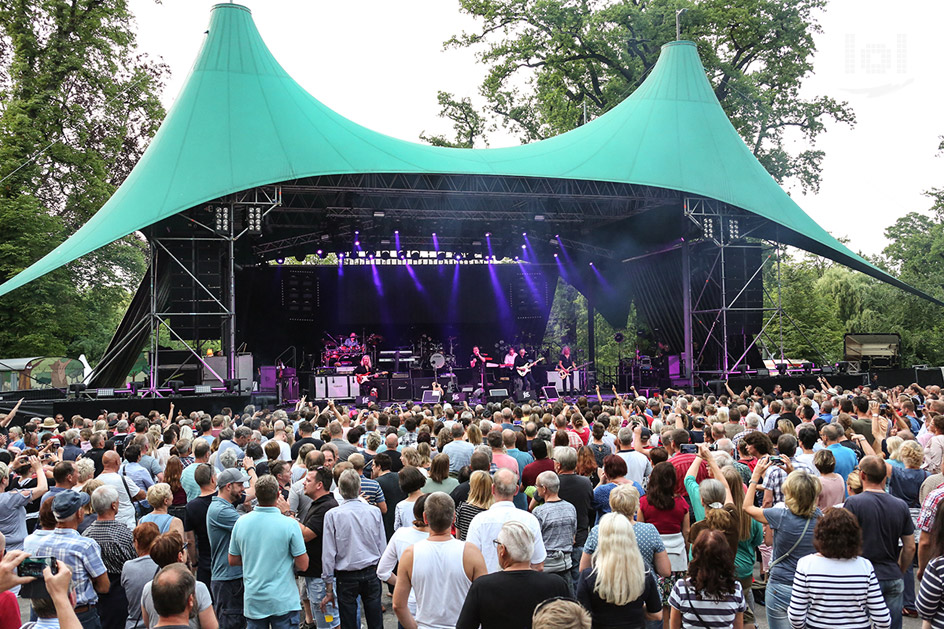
<box><xmin>181</xmin><ymin>463</ymin><xmax>201</xmax><ymax>501</ymax></box>
<box><xmin>592</xmin><ymin>481</ymin><xmax>645</xmax><ymax>522</ymax></box>
<box><xmin>827</xmin><ymin>443</ymin><xmax>857</xmax><ymax>482</ymax></box>
<box><xmin>215</xmin><ymin>440</ymin><xmax>245</xmax><ymax>471</ymax></box>
<box><xmin>229</xmin><ymin>506</ymin><xmax>306</xmax><ymax>619</ymax></box>
<box><xmin>506</xmin><ymin>448</ymin><xmax>535</xmax><ymax>477</ymax></box>
<box><xmin>207</xmin><ymin>496</ymin><xmax>242</xmax><ymax>581</ymax></box>
<box><xmin>139</xmin><ymin>454</ymin><xmax>163</xmax><ymax>479</ymax></box>
<box><xmin>28</xmin><ymin>528</ymin><xmax>107</xmax><ymax>606</ymax></box>
<box><xmin>119</xmin><ymin>462</ymin><xmax>154</xmax><ymax>490</ymax></box>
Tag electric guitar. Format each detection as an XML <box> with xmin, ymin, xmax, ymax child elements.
<box><xmin>516</xmin><ymin>357</ymin><xmax>545</xmax><ymax>377</ymax></box>
<box><xmin>558</xmin><ymin>362</ymin><xmax>592</xmax><ymax>379</ymax></box>
<box><xmin>355</xmin><ymin>371</ymin><xmax>388</xmax><ymax>385</ymax></box>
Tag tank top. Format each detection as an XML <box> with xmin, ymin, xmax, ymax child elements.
<box><xmin>140</xmin><ymin>512</ymin><xmax>173</xmax><ymax>533</ymax></box>
<box><xmin>411</xmin><ymin>538</ymin><xmax>472</xmax><ymax>629</ymax></box>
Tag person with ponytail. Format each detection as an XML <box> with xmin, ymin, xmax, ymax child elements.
<box><xmin>576</xmin><ymin>512</ymin><xmax>662</xmax><ymax>627</ymax></box>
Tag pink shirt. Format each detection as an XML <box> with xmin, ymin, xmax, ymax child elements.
<box><xmin>492</xmin><ymin>452</ymin><xmax>519</xmax><ymax>475</ymax></box>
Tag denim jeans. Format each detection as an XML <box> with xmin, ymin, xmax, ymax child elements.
<box><xmin>76</xmin><ymin>607</ymin><xmax>102</xmax><ymax>629</ymax></box>
<box><xmin>336</xmin><ymin>567</ymin><xmax>383</xmax><ymax>629</ymax></box>
<box><xmin>879</xmin><ymin>577</ymin><xmax>904</xmax><ymax>629</ymax></box>
<box><xmin>570</xmin><ymin>545</ymin><xmax>584</xmax><ymax>589</ymax></box>
<box><xmin>246</xmin><ymin>611</ymin><xmax>298</xmax><ymax>629</ymax></box>
<box><xmin>211</xmin><ymin>578</ymin><xmax>247</xmax><ymax>629</ymax></box>
<box><xmin>765</xmin><ymin>581</ymin><xmax>793</xmax><ymax>629</ymax></box>
<box><xmin>306</xmin><ymin>577</ymin><xmax>340</xmax><ymax>629</ymax></box>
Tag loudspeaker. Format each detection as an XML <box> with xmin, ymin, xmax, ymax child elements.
<box><xmin>391</xmin><ymin>380</ymin><xmax>412</xmax><ymax>401</ymax></box>
<box><xmin>489</xmin><ymin>388</ymin><xmax>509</xmax><ymax>402</ymax></box>
<box><xmin>542</xmin><ymin>386</ymin><xmax>560</xmax><ymax>402</ymax></box>
<box><xmin>421</xmin><ymin>390</ymin><xmax>442</xmax><ymax>404</ymax></box>
<box><xmin>412</xmin><ymin>377</ymin><xmax>435</xmax><ymax>399</ymax></box>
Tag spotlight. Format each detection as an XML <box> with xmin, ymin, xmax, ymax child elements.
<box><xmin>522</xmin><ymin>232</ymin><xmax>527</xmax><ymax>237</ymax></box>
<box><xmin>555</xmin><ymin>234</ymin><xmax>560</xmax><ymax>239</ymax></box>
<box><xmin>354</xmin><ymin>240</ymin><xmax>360</xmax><ymax>246</ymax></box>
<box><xmin>246</xmin><ymin>206</ymin><xmax>262</xmax><ymax>234</ymax></box>
<box><xmin>373</xmin><ymin>210</ymin><xmax>385</xmax><ymax>218</ymax></box>
<box><xmin>553</xmin><ymin>253</ymin><xmax>558</xmax><ymax>258</ymax></box>
<box><xmin>166</xmin><ymin>380</ymin><xmax>184</xmax><ymax>394</ymax></box>
<box><xmin>485</xmin><ymin>232</ymin><xmax>491</xmax><ymax>237</ymax></box>
<box><xmin>316</xmin><ymin>249</ymin><xmax>323</xmax><ymax>256</ymax></box>
<box><xmin>514</xmin><ymin>256</ymin><xmax>519</xmax><ymax>261</ymax></box>
<box><xmin>394</xmin><ymin>230</ymin><xmax>399</xmax><ymax>235</ymax></box>
<box><xmin>355</xmin><ymin>230</ymin><xmax>359</xmax><ymax>235</ymax></box>
<box><xmin>521</xmin><ymin>244</ymin><xmax>527</xmax><ymax>250</ymax></box>
<box><xmin>276</xmin><ymin>258</ymin><xmax>285</xmax><ymax>265</ymax></box>
<box><xmin>589</xmin><ymin>262</ymin><xmax>594</xmax><ymax>266</ymax></box>
<box><xmin>214</xmin><ymin>206</ymin><xmax>229</xmax><ymax>232</ymax></box>
<box><xmin>534</xmin><ymin>215</ymin><xmax>545</xmax><ymax>221</ymax></box>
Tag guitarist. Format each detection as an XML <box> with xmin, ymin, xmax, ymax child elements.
<box><xmin>557</xmin><ymin>345</ymin><xmax>575</xmax><ymax>394</ymax></box>
<box><xmin>354</xmin><ymin>354</ymin><xmax>375</xmax><ymax>398</ymax></box>
<box><xmin>513</xmin><ymin>347</ymin><xmax>538</xmax><ymax>401</ymax></box>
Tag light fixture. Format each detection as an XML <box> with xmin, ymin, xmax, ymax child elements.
<box><xmin>214</xmin><ymin>206</ymin><xmax>229</xmax><ymax>232</ymax></box>
<box><xmin>246</xmin><ymin>206</ymin><xmax>262</xmax><ymax>234</ymax></box>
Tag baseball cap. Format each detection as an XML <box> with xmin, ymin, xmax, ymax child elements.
<box><xmin>52</xmin><ymin>490</ymin><xmax>90</xmax><ymax>520</ymax></box>
<box><xmin>216</xmin><ymin>468</ymin><xmax>250</xmax><ymax>489</ymax></box>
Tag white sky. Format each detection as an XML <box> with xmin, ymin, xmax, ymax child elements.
<box><xmin>128</xmin><ymin>0</ymin><xmax>944</xmax><ymax>258</ymax></box>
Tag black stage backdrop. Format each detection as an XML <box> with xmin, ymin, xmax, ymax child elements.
<box><xmin>235</xmin><ymin>264</ymin><xmax>558</xmax><ymax>367</ymax></box>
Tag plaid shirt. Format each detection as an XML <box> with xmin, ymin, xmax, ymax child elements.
<box><xmin>27</xmin><ymin>528</ymin><xmax>106</xmax><ymax>606</ymax></box>
<box><xmin>179</xmin><ymin>456</ymin><xmax>195</xmax><ymax>468</ymax></box>
<box><xmin>919</xmin><ymin>483</ymin><xmax>944</xmax><ymax>532</ymax></box>
<box><xmin>731</xmin><ymin>428</ymin><xmax>756</xmax><ymax>452</ymax></box>
<box><xmin>83</xmin><ymin>519</ymin><xmax>137</xmax><ymax>576</ymax></box>
<box><xmin>763</xmin><ymin>465</ymin><xmax>788</xmax><ymax>506</ymax></box>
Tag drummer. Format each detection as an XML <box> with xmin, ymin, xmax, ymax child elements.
<box><xmin>343</xmin><ymin>332</ymin><xmax>360</xmax><ymax>349</ymax></box>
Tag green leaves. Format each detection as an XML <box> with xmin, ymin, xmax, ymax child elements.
<box><xmin>0</xmin><ymin>0</ymin><xmax>165</xmax><ymax>364</ymax></box>
<box><xmin>435</xmin><ymin>0</ymin><xmax>852</xmax><ymax>191</ymax></box>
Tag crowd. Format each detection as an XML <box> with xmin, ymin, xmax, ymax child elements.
<box><xmin>3</xmin><ymin>378</ymin><xmax>944</xmax><ymax>629</ymax></box>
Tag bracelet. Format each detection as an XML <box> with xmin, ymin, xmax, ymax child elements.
<box><xmin>749</xmin><ymin>480</ymin><xmax>759</xmax><ymax>485</ymax></box>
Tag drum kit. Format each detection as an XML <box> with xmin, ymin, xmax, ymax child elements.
<box><xmin>320</xmin><ymin>333</ymin><xmax>384</xmax><ymax>367</ymax></box>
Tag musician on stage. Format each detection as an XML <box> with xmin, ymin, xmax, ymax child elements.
<box><xmin>343</xmin><ymin>332</ymin><xmax>360</xmax><ymax>348</ymax></box>
<box><xmin>503</xmin><ymin>346</ymin><xmax>517</xmax><ymax>367</ymax></box>
<box><xmin>513</xmin><ymin>347</ymin><xmax>538</xmax><ymax>401</ymax></box>
<box><xmin>354</xmin><ymin>354</ymin><xmax>374</xmax><ymax>397</ymax></box>
<box><xmin>557</xmin><ymin>346</ymin><xmax>575</xmax><ymax>394</ymax></box>
<box><xmin>470</xmin><ymin>346</ymin><xmax>487</xmax><ymax>370</ymax></box>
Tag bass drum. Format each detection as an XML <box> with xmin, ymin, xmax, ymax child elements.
<box><xmin>429</xmin><ymin>353</ymin><xmax>446</xmax><ymax>369</ymax></box>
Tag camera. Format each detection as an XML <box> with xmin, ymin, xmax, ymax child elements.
<box><xmin>769</xmin><ymin>456</ymin><xmax>786</xmax><ymax>467</ymax></box>
<box><xmin>18</xmin><ymin>556</ymin><xmax>57</xmax><ymax>579</ymax></box>
<box><xmin>679</xmin><ymin>444</ymin><xmax>698</xmax><ymax>454</ymax></box>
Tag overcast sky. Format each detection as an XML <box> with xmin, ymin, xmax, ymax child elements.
<box><xmin>128</xmin><ymin>0</ymin><xmax>943</xmax><ymax>258</ymax></box>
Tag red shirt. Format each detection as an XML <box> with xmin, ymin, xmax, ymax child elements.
<box><xmin>639</xmin><ymin>495</ymin><xmax>690</xmax><ymax>535</ymax></box>
<box><xmin>669</xmin><ymin>453</ymin><xmax>710</xmax><ymax>494</ymax></box>
<box><xmin>521</xmin><ymin>458</ymin><xmax>555</xmax><ymax>489</ymax></box>
<box><xmin>0</xmin><ymin>591</ymin><xmax>19</xmax><ymax>629</ymax></box>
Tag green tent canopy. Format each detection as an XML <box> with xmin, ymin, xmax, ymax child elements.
<box><xmin>0</xmin><ymin>2</ymin><xmax>933</xmax><ymax>303</ymax></box>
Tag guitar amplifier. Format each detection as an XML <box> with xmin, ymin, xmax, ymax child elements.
<box><xmin>391</xmin><ymin>380</ymin><xmax>412</xmax><ymax>401</ymax></box>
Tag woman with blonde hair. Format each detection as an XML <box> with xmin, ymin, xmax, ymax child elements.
<box><xmin>576</xmin><ymin>512</ymin><xmax>662</xmax><ymax>626</ymax></box>
<box><xmin>777</xmin><ymin>419</ymin><xmax>796</xmax><ymax>438</ymax></box>
<box><xmin>416</xmin><ymin>441</ymin><xmax>433</xmax><ymax>471</ymax></box>
<box><xmin>456</xmin><ymin>470</ymin><xmax>493</xmax><ymax>540</ymax></box>
<box><xmin>139</xmin><ymin>483</ymin><xmax>186</xmax><ymax>542</ymax></box>
<box><xmin>580</xmin><ymin>483</ymin><xmax>672</xmax><ymax>579</ymax></box>
<box><xmin>743</xmin><ymin>463</ymin><xmax>822</xmax><ymax>629</ymax></box>
<box><xmin>78</xmin><ymin>478</ymin><xmax>103</xmax><ymax>533</ymax></box>
<box><xmin>466</xmin><ymin>424</ymin><xmax>483</xmax><ymax>446</ymax></box>
<box><xmin>401</xmin><ymin>446</ymin><xmax>428</xmax><ymax>477</ymax></box>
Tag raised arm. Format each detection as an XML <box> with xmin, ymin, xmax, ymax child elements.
<box><xmin>0</xmin><ymin>398</ymin><xmax>23</xmax><ymax>428</ymax></box>
<box><xmin>742</xmin><ymin>456</ymin><xmax>771</xmax><ymax>524</ymax></box>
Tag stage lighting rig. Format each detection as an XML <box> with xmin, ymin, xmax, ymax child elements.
<box><xmin>246</xmin><ymin>206</ymin><xmax>263</xmax><ymax>234</ymax></box>
<box><xmin>214</xmin><ymin>206</ymin><xmax>229</xmax><ymax>232</ymax></box>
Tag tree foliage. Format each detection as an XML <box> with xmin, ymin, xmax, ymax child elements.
<box><xmin>434</xmin><ymin>0</ymin><xmax>854</xmax><ymax>192</ymax></box>
<box><xmin>0</xmin><ymin>0</ymin><xmax>166</xmax><ymax>360</ymax></box>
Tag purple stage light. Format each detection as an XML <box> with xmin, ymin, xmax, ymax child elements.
<box><xmin>354</xmin><ymin>240</ymin><xmax>360</xmax><ymax>247</ymax></box>
<box><xmin>589</xmin><ymin>262</ymin><xmax>594</xmax><ymax>266</ymax></box>
<box><xmin>485</xmin><ymin>232</ymin><xmax>491</xmax><ymax>237</ymax></box>
<box><xmin>522</xmin><ymin>232</ymin><xmax>527</xmax><ymax>237</ymax></box>
<box><xmin>553</xmin><ymin>253</ymin><xmax>558</xmax><ymax>258</ymax></box>
<box><xmin>316</xmin><ymin>249</ymin><xmax>323</xmax><ymax>256</ymax></box>
<box><xmin>276</xmin><ymin>258</ymin><xmax>284</xmax><ymax>265</ymax></box>
<box><xmin>521</xmin><ymin>244</ymin><xmax>526</xmax><ymax>250</ymax></box>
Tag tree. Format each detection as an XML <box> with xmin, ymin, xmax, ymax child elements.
<box><xmin>0</xmin><ymin>0</ymin><xmax>166</xmax><ymax>361</ymax></box>
<box><xmin>419</xmin><ymin>91</ymin><xmax>489</xmax><ymax>148</ymax></box>
<box><xmin>436</xmin><ymin>0</ymin><xmax>853</xmax><ymax>192</ymax></box>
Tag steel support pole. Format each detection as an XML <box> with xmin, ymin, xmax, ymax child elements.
<box><xmin>148</xmin><ymin>238</ymin><xmax>159</xmax><ymax>395</ymax></box>
<box><xmin>682</xmin><ymin>241</ymin><xmax>694</xmax><ymax>387</ymax></box>
<box><xmin>226</xmin><ymin>201</ymin><xmax>237</xmax><ymax>380</ymax></box>
<box><xmin>587</xmin><ymin>286</ymin><xmax>596</xmax><ymax>367</ymax></box>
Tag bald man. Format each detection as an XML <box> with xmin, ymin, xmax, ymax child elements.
<box><xmin>97</xmin><ymin>450</ymin><xmax>146</xmax><ymax>528</ymax></box>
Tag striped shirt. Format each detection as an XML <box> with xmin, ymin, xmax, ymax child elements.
<box><xmin>668</xmin><ymin>578</ymin><xmax>745</xmax><ymax>628</ymax></box>
<box><xmin>917</xmin><ymin>556</ymin><xmax>944</xmax><ymax>628</ymax></box>
<box><xmin>787</xmin><ymin>554</ymin><xmax>890</xmax><ymax>629</ymax></box>
<box><xmin>359</xmin><ymin>475</ymin><xmax>386</xmax><ymax>507</ymax></box>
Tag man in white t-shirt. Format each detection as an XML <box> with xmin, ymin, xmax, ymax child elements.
<box><xmin>466</xmin><ymin>468</ymin><xmax>547</xmax><ymax>573</ymax></box>
<box><xmin>96</xmin><ymin>450</ymin><xmax>145</xmax><ymax>528</ymax></box>
<box><xmin>615</xmin><ymin>427</ymin><xmax>651</xmax><ymax>488</ymax></box>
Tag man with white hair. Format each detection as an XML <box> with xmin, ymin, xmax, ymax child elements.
<box><xmin>82</xmin><ymin>485</ymin><xmax>136</xmax><ymax>629</ymax></box>
<box><xmin>731</xmin><ymin>412</ymin><xmax>762</xmax><ymax>451</ymax></box>
<box><xmin>456</xmin><ymin>520</ymin><xmax>570</xmax><ymax>629</ymax></box>
<box><xmin>393</xmin><ymin>492</ymin><xmax>487</xmax><ymax>629</ymax></box>
<box><xmin>532</xmin><ymin>471</ymin><xmax>577</xmax><ymax>593</ymax></box>
<box><xmin>321</xmin><ymin>468</ymin><xmax>386</xmax><ymax>628</ymax></box>
<box><xmin>466</xmin><ymin>468</ymin><xmax>547</xmax><ymax>574</ymax></box>
<box><xmin>31</xmin><ymin>490</ymin><xmax>109</xmax><ymax>629</ymax></box>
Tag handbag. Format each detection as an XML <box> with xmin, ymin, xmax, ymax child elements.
<box><xmin>769</xmin><ymin>515</ymin><xmax>812</xmax><ymax>569</ymax></box>
<box><xmin>119</xmin><ymin>469</ymin><xmax>152</xmax><ymax>522</ymax></box>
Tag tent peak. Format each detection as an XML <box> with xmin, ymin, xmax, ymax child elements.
<box><xmin>212</xmin><ymin>3</ymin><xmax>251</xmax><ymax>14</ymax></box>
<box><xmin>662</xmin><ymin>40</ymin><xmax>696</xmax><ymax>49</ymax></box>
